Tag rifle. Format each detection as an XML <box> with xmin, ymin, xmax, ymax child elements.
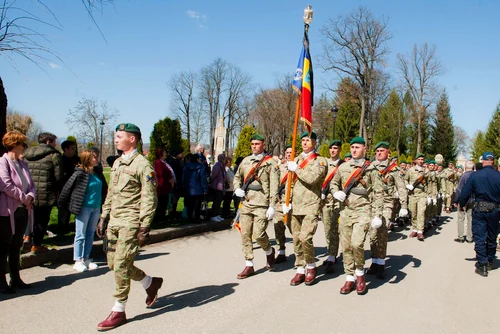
<box><xmin>378</xmin><ymin>158</ymin><xmax>398</xmax><ymax>183</ymax></box>
<box><xmin>342</xmin><ymin>159</ymin><xmax>372</xmax><ymax>197</ymax></box>
<box><xmin>321</xmin><ymin>161</ymin><xmax>344</xmax><ymax>198</ymax></box>
<box><xmin>231</xmin><ymin>154</ymin><xmax>271</xmax><ymax>231</ymax></box>
<box><xmin>409</xmin><ymin>174</ymin><xmax>425</xmax><ymax>195</ymax></box>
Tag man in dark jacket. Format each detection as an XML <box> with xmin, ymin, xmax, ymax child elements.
<box><xmin>58</xmin><ymin>140</ymin><xmax>80</xmax><ymax>233</ymax></box>
<box><xmin>24</xmin><ymin>132</ymin><xmax>62</xmax><ymax>253</ymax></box>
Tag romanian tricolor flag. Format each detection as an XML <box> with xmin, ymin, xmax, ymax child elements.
<box><xmin>292</xmin><ymin>28</ymin><xmax>314</xmax><ymax>135</ymax></box>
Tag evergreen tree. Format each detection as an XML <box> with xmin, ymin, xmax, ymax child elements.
<box><xmin>318</xmin><ymin>143</ymin><xmax>330</xmax><ymax>158</ymax></box>
<box><xmin>470</xmin><ymin>130</ymin><xmax>487</xmax><ymax>162</ymax></box>
<box><xmin>373</xmin><ymin>90</ymin><xmax>402</xmax><ymax>152</ymax></box>
<box><xmin>484</xmin><ymin>102</ymin><xmax>500</xmax><ymax>158</ymax></box>
<box><xmin>399</xmin><ymin>153</ymin><xmax>407</xmax><ymax>163</ymax></box>
<box><xmin>148</xmin><ymin>117</ymin><xmax>183</xmax><ymax>162</ymax></box>
<box><xmin>340</xmin><ymin>143</ymin><xmax>350</xmax><ymax>159</ymax></box>
<box><xmin>429</xmin><ymin>92</ymin><xmax>456</xmax><ymax>162</ymax></box>
<box><xmin>233</xmin><ymin>125</ymin><xmax>256</xmax><ymax>163</ymax></box>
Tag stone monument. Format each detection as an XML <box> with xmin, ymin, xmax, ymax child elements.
<box><xmin>214</xmin><ymin>117</ymin><xmax>226</xmax><ymax>158</ymax></box>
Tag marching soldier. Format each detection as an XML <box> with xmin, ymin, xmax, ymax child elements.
<box><xmin>426</xmin><ymin>161</ymin><xmax>439</xmax><ymax>226</ymax></box>
<box><xmin>273</xmin><ymin>145</ymin><xmax>293</xmax><ymax>263</ymax></box>
<box><xmin>96</xmin><ymin>123</ymin><xmax>161</xmax><ymax>331</ymax></box>
<box><xmin>320</xmin><ymin>139</ymin><xmax>344</xmax><ymax>273</ymax></box>
<box><xmin>405</xmin><ymin>153</ymin><xmax>428</xmax><ymax>241</ymax></box>
<box><xmin>435</xmin><ymin>162</ymin><xmax>445</xmax><ymax>219</ymax></box>
<box><xmin>283</xmin><ymin>131</ymin><xmax>327</xmax><ymax>286</ymax></box>
<box><xmin>367</xmin><ymin>142</ymin><xmax>408</xmax><ymax>279</ymax></box>
<box><xmin>233</xmin><ymin>134</ymin><xmax>278</xmax><ymax>279</ymax></box>
<box><xmin>331</xmin><ymin>137</ymin><xmax>375</xmax><ymax>295</ymax></box>
<box><xmin>442</xmin><ymin>162</ymin><xmax>456</xmax><ymax>213</ymax></box>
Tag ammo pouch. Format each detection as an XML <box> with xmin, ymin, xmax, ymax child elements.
<box><xmin>247</xmin><ymin>184</ymin><xmax>263</xmax><ymax>191</ymax></box>
<box><xmin>474</xmin><ymin>202</ymin><xmax>499</xmax><ymax>212</ymax></box>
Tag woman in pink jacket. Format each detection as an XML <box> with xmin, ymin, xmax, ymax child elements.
<box><xmin>0</xmin><ymin>131</ymin><xmax>36</xmax><ymax>294</ymax></box>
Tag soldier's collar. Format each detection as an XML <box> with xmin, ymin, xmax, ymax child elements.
<box><xmin>331</xmin><ymin>158</ymin><xmax>340</xmax><ymax>165</ymax></box>
<box><xmin>120</xmin><ymin>149</ymin><xmax>139</xmax><ymax>165</ymax></box>
<box><xmin>351</xmin><ymin>158</ymin><xmax>365</xmax><ymax>166</ymax></box>
<box><xmin>301</xmin><ymin>150</ymin><xmax>316</xmax><ymax>158</ymax></box>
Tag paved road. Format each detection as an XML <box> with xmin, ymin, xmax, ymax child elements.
<box><xmin>1</xmin><ymin>212</ymin><xmax>498</xmax><ymax>333</ymax></box>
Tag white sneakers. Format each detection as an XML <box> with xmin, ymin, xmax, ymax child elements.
<box><xmin>210</xmin><ymin>215</ymin><xmax>224</xmax><ymax>222</ymax></box>
<box><xmin>74</xmin><ymin>259</ymin><xmax>99</xmax><ymax>272</ymax></box>
<box><xmin>73</xmin><ymin>261</ymin><xmax>88</xmax><ymax>272</ymax></box>
<box><xmin>84</xmin><ymin>259</ymin><xmax>99</xmax><ymax>270</ymax></box>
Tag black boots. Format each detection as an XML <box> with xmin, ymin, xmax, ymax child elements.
<box><xmin>475</xmin><ymin>264</ymin><xmax>488</xmax><ymax>277</ymax></box>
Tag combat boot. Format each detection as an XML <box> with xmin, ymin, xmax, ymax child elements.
<box><xmin>290</xmin><ymin>273</ymin><xmax>305</xmax><ymax>286</ymax></box>
<box><xmin>145</xmin><ymin>277</ymin><xmax>163</xmax><ymax>307</ymax></box>
<box><xmin>340</xmin><ymin>281</ymin><xmax>355</xmax><ymax>295</ymax></box>
<box><xmin>265</xmin><ymin>248</ymin><xmax>275</xmax><ymax>270</ymax></box>
<box><xmin>237</xmin><ymin>266</ymin><xmax>255</xmax><ymax>279</ymax></box>
<box><xmin>366</xmin><ymin>263</ymin><xmax>379</xmax><ymax>275</ymax></box>
<box><xmin>274</xmin><ymin>254</ymin><xmax>287</xmax><ymax>264</ymax></box>
<box><xmin>304</xmin><ymin>267</ymin><xmax>317</xmax><ymax>286</ymax></box>
<box><xmin>97</xmin><ymin>311</ymin><xmax>127</xmax><ymax>331</ymax></box>
<box><xmin>376</xmin><ymin>266</ymin><xmax>385</xmax><ymax>280</ymax></box>
<box><xmin>323</xmin><ymin>260</ymin><xmax>335</xmax><ymax>274</ymax></box>
<box><xmin>487</xmin><ymin>261</ymin><xmax>495</xmax><ymax>271</ymax></box>
<box><xmin>475</xmin><ymin>264</ymin><xmax>488</xmax><ymax>277</ymax></box>
<box><xmin>356</xmin><ymin>275</ymin><xmax>367</xmax><ymax>295</ymax></box>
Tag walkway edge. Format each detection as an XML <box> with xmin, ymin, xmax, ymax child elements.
<box><xmin>20</xmin><ymin>220</ymin><xmax>232</xmax><ymax>270</ymax></box>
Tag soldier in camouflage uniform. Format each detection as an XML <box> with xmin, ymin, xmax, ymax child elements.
<box><xmin>405</xmin><ymin>153</ymin><xmax>428</xmax><ymax>241</ymax></box>
<box><xmin>435</xmin><ymin>163</ymin><xmax>445</xmax><ymax>218</ymax></box>
<box><xmin>234</xmin><ymin>134</ymin><xmax>278</xmax><ymax>279</ymax></box>
<box><xmin>320</xmin><ymin>139</ymin><xmax>343</xmax><ymax>274</ymax></box>
<box><xmin>283</xmin><ymin>131</ymin><xmax>327</xmax><ymax>286</ymax></box>
<box><xmin>425</xmin><ymin>161</ymin><xmax>439</xmax><ymax>227</ymax></box>
<box><xmin>331</xmin><ymin>137</ymin><xmax>376</xmax><ymax>295</ymax></box>
<box><xmin>273</xmin><ymin>145</ymin><xmax>293</xmax><ymax>263</ymax></box>
<box><xmin>442</xmin><ymin>162</ymin><xmax>456</xmax><ymax>213</ymax></box>
<box><xmin>366</xmin><ymin>142</ymin><xmax>408</xmax><ymax>279</ymax></box>
<box><xmin>96</xmin><ymin>123</ymin><xmax>161</xmax><ymax>332</ymax></box>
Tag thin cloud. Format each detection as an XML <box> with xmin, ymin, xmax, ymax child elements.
<box><xmin>186</xmin><ymin>10</ymin><xmax>208</xmax><ymax>27</ymax></box>
<box><xmin>49</xmin><ymin>62</ymin><xmax>61</xmax><ymax>69</ymax></box>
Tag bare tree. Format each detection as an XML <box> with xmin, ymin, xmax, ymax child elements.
<box><xmin>65</xmin><ymin>97</ymin><xmax>119</xmax><ymax>146</ymax></box>
<box><xmin>169</xmin><ymin>71</ymin><xmax>197</xmax><ymax>145</ymax></box>
<box><xmin>319</xmin><ymin>6</ymin><xmax>391</xmax><ymax>141</ymax></box>
<box><xmin>190</xmin><ymin>97</ymin><xmax>209</xmax><ymax>147</ymax></box>
<box><xmin>397</xmin><ymin>43</ymin><xmax>444</xmax><ymax>153</ymax></box>
<box><xmin>0</xmin><ymin>0</ymin><xmax>114</xmax><ymax>154</ymax></box>
<box><xmin>454</xmin><ymin>125</ymin><xmax>470</xmax><ymax>157</ymax></box>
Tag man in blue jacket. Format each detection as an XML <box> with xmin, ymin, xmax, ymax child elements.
<box><xmin>459</xmin><ymin>152</ymin><xmax>500</xmax><ymax>277</ymax></box>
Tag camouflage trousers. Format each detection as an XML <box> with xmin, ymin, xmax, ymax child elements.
<box><xmin>106</xmin><ymin>225</ymin><xmax>146</xmax><ymax>302</ymax></box>
<box><xmin>425</xmin><ymin>198</ymin><xmax>437</xmax><ymax>221</ymax></box>
<box><xmin>369</xmin><ymin>198</ymin><xmax>393</xmax><ymax>259</ymax></box>
<box><xmin>444</xmin><ymin>193</ymin><xmax>452</xmax><ymax>209</ymax></box>
<box><xmin>240</xmin><ymin>207</ymin><xmax>271</xmax><ymax>260</ymax></box>
<box><xmin>436</xmin><ymin>196</ymin><xmax>444</xmax><ymax>216</ymax></box>
<box><xmin>340</xmin><ymin>207</ymin><xmax>371</xmax><ymax>275</ymax></box>
<box><xmin>291</xmin><ymin>214</ymin><xmax>319</xmax><ymax>267</ymax></box>
<box><xmin>321</xmin><ymin>203</ymin><xmax>340</xmax><ymax>257</ymax></box>
<box><xmin>409</xmin><ymin>195</ymin><xmax>427</xmax><ymax>231</ymax></box>
<box><xmin>273</xmin><ymin>211</ymin><xmax>291</xmax><ymax>251</ymax></box>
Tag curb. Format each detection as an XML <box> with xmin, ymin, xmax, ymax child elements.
<box><xmin>20</xmin><ymin>220</ymin><xmax>232</xmax><ymax>270</ymax></box>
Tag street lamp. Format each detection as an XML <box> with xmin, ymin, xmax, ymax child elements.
<box><xmin>330</xmin><ymin>106</ymin><xmax>339</xmax><ymax>139</ymax></box>
<box><xmin>99</xmin><ymin>120</ymin><xmax>105</xmax><ymax>164</ymax></box>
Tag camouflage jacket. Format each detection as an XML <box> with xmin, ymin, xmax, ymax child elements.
<box><xmin>290</xmin><ymin>151</ymin><xmax>327</xmax><ymax>215</ymax></box>
<box><xmin>102</xmin><ymin>151</ymin><xmax>157</xmax><ymax>228</ymax></box>
<box><xmin>369</xmin><ymin>159</ymin><xmax>408</xmax><ymax>212</ymax></box>
<box><xmin>405</xmin><ymin>165</ymin><xmax>427</xmax><ymax>197</ymax></box>
<box><xmin>233</xmin><ymin>153</ymin><xmax>278</xmax><ymax>210</ymax></box>
<box><xmin>331</xmin><ymin>158</ymin><xmax>375</xmax><ymax>210</ymax></box>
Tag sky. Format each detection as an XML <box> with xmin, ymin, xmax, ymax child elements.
<box><xmin>1</xmin><ymin>0</ymin><xmax>499</xmax><ymax>146</ymax></box>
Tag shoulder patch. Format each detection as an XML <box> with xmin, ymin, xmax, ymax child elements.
<box><xmin>146</xmin><ymin>171</ymin><xmax>157</xmax><ymax>185</ymax></box>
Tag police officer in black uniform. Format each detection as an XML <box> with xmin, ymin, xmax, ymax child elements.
<box><xmin>459</xmin><ymin>152</ymin><xmax>500</xmax><ymax>277</ymax></box>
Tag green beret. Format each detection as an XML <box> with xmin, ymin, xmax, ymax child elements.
<box><xmin>438</xmin><ymin>163</ymin><xmax>444</xmax><ymax>167</ymax></box>
<box><xmin>329</xmin><ymin>139</ymin><xmax>342</xmax><ymax>147</ymax></box>
<box><xmin>349</xmin><ymin>136</ymin><xmax>365</xmax><ymax>145</ymax></box>
<box><xmin>457</xmin><ymin>165</ymin><xmax>463</xmax><ymax>169</ymax></box>
<box><xmin>250</xmin><ymin>134</ymin><xmax>265</xmax><ymax>141</ymax></box>
<box><xmin>285</xmin><ymin>144</ymin><xmax>292</xmax><ymax>149</ymax></box>
<box><xmin>429</xmin><ymin>160</ymin><xmax>436</xmax><ymax>164</ymax></box>
<box><xmin>374</xmin><ymin>141</ymin><xmax>389</xmax><ymax>150</ymax></box>
<box><xmin>415</xmin><ymin>153</ymin><xmax>425</xmax><ymax>159</ymax></box>
<box><xmin>400</xmin><ymin>160</ymin><xmax>407</xmax><ymax>164</ymax></box>
<box><xmin>424</xmin><ymin>159</ymin><xmax>430</xmax><ymax>164</ymax></box>
<box><xmin>344</xmin><ymin>153</ymin><xmax>352</xmax><ymax>158</ymax></box>
<box><xmin>116</xmin><ymin>123</ymin><xmax>141</xmax><ymax>134</ymax></box>
<box><xmin>300</xmin><ymin>131</ymin><xmax>317</xmax><ymax>140</ymax></box>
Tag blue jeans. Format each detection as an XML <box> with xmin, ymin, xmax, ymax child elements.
<box><xmin>74</xmin><ymin>207</ymin><xmax>101</xmax><ymax>261</ymax></box>
<box><xmin>472</xmin><ymin>210</ymin><xmax>500</xmax><ymax>265</ymax></box>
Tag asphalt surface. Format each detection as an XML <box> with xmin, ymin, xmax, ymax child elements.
<box><xmin>1</xmin><ymin>212</ymin><xmax>498</xmax><ymax>333</ymax></box>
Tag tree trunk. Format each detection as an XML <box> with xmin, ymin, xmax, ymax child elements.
<box><xmin>0</xmin><ymin>76</ymin><xmax>7</xmax><ymax>155</ymax></box>
<box><xmin>417</xmin><ymin>104</ymin><xmax>422</xmax><ymax>154</ymax></box>
<box><xmin>359</xmin><ymin>95</ymin><xmax>366</xmax><ymax>139</ymax></box>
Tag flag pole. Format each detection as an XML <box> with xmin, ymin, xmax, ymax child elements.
<box><xmin>284</xmin><ymin>95</ymin><xmax>301</xmax><ymax>223</ymax></box>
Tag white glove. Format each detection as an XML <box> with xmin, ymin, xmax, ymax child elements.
<box><xmin>437</xmin><ymin>193</ymin><xmax>442</xmax><ymax>199</ymax></box>
<box><xmin>432</xmin><ymin>197</ymin><xmax>436</xmax><ymax>205</ymax></box>
<box><xmin>427</xmin><ymin>197</ymin><xmax>432</xmax><ymax>205</ymax></box>
<box><xmin>282</xmin><ymin>203</ymin><xmax>292</xmax><ymax>214</ymax></box>
<box><xmin>321</xmin><ymin>193</ymin><xmax>326</xmax><ymax>200</ymax></box>
<box><xmin>399</xmin><ymin>208</ymin><xmax>408</xmax><ymax>217</ymax></box>
<box><xmin>394</xmin><ymin>192</ymin><xmax>399</xmax><ymax>199</ymax></box>
<box><xmin>266</xmin><ymin>207</ymin><xmax>275</xmax><ymax>220</ymax></box>
<box><xmin>234</xmin><ymin>188</ymin><xmax>245</xmax><ymax>198</ymax></box>
<box><xmin>287</xmin><ymin>161</ymin><xmax>298</xmax><ymax>172</ymax></box>
<box><xmin>333</xmin><ymin>191</ymin><xmax>346</xmax><ymax>202</ymax></box>
<box><xmin>371</xmin><ymin>217</ymin><xmax>383</xmax><ymax>229</ymax></box>
<box><xmin>406</xmin><ymin>184</ymin><xmax>414</xmax><ymax>191</ymax></box>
